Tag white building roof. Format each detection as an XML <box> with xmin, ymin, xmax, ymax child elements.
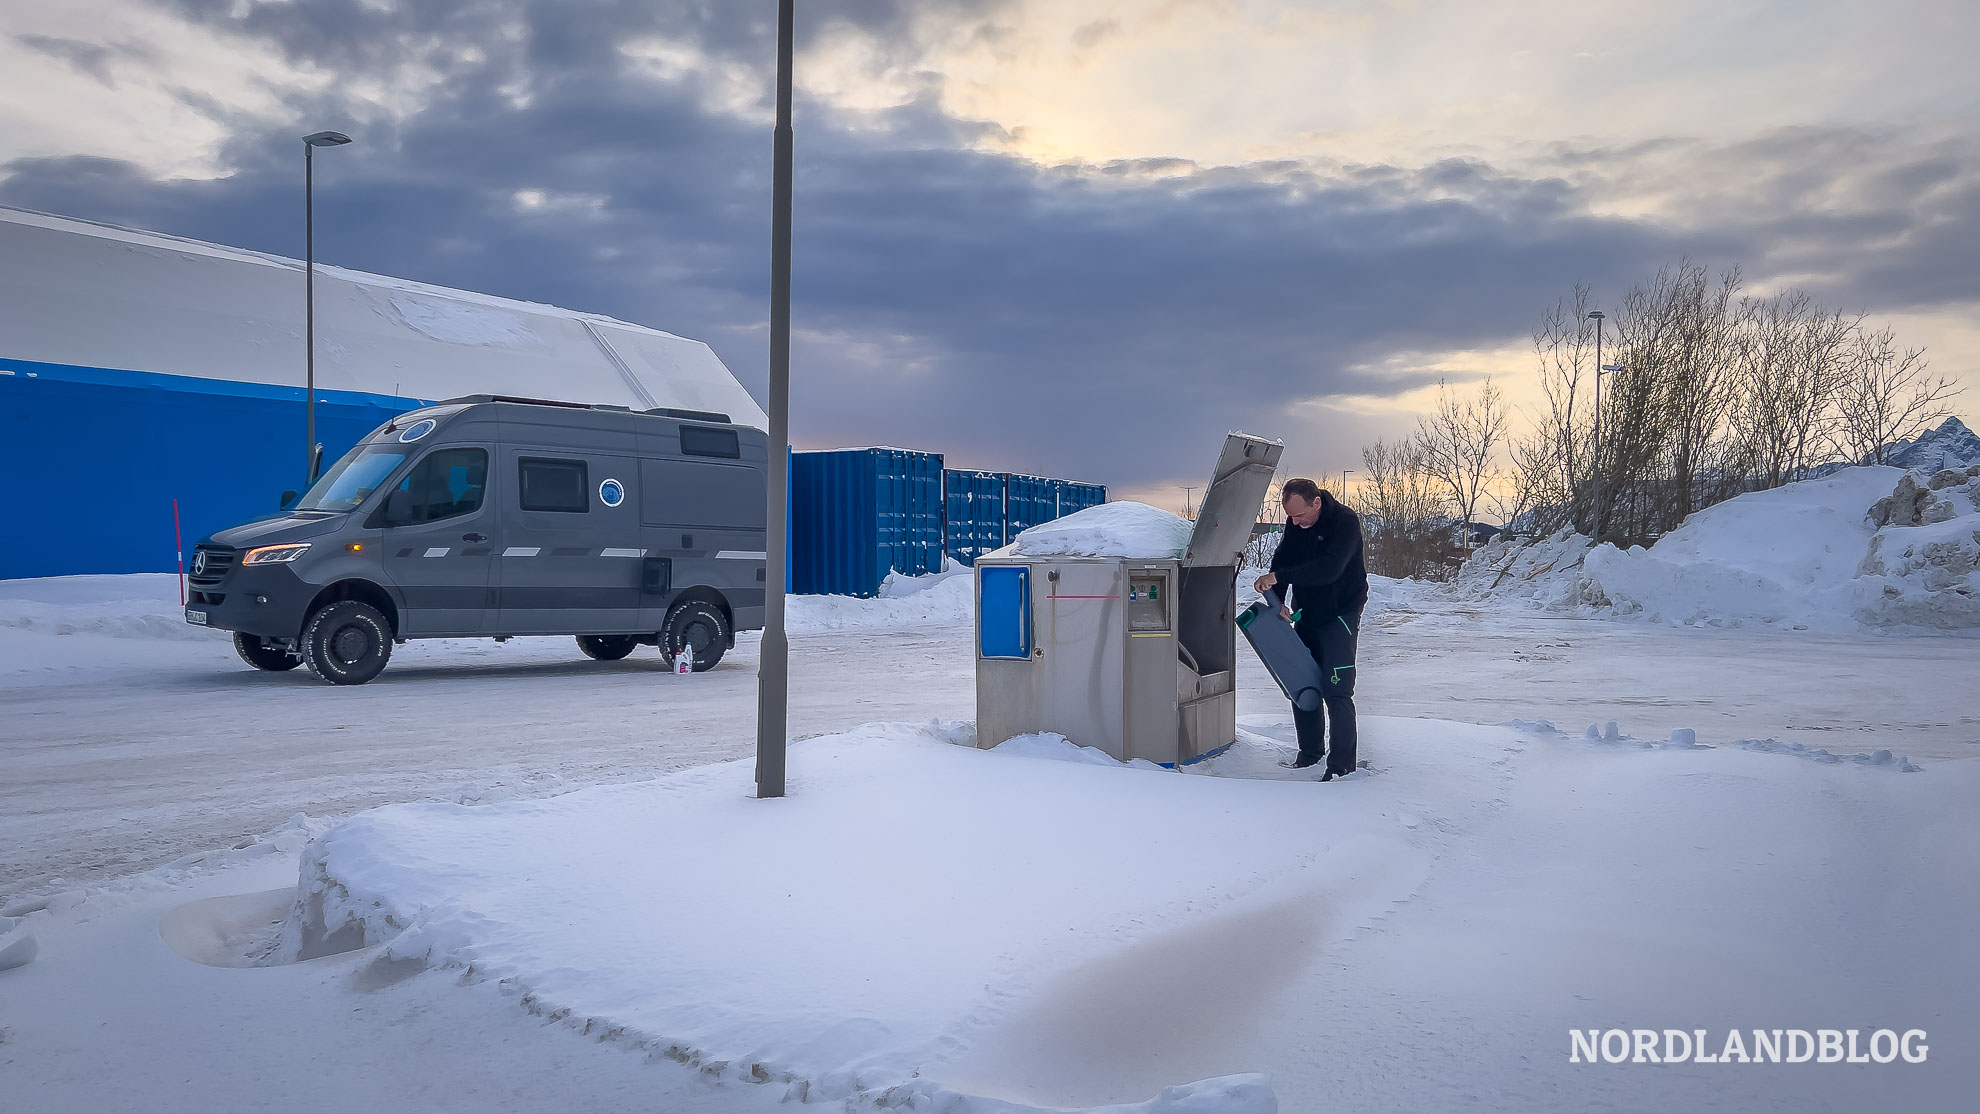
<box><xmin>0</xmin><ymin>205</ymin><xmax>768</xmax><ymax>427</ymax></box>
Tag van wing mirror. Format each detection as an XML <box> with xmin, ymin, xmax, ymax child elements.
<box><xmin>280</xmin><ymin>490</ymin><xmax>299</xmax><ymax>509</ymax></box>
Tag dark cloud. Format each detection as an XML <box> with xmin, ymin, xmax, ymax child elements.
<box><xmin>14</xmin><ymin>34</ymin><xmax>121</xmax><ymax>84</ymax></box>
<box><xmin>4</xmin><ymin>0</ymin><xmax>1974</xmax><ymax>491</ymax></box>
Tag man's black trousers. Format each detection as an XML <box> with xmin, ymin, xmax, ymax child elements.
<box><xmin>1291</xmin><ymin>609</ymin><xmax>1360</xmax><ymax>775</ymax></box>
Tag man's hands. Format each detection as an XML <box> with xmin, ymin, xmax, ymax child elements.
<box><xmin>1254</xmin><ymin>571</ymin><xmax>1291</xmax><ymax>620</ymax></box>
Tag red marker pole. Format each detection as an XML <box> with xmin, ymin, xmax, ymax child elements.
<box><xmin>173</xmin><ymin>499</ymin><xmax>185</xmax><ymax>606</ymax></box>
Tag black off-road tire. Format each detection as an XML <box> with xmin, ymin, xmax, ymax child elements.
<box><xmin>576</xmin><ymin>634</ymin><xmax>639</xmax><ymax>661</ymax></box>
<box><xmin>300</xmin><ymin>601</ymin><xmax>394</xmax><ymax>685</ymax></box>
<box><xmin>233</xmin><ymin>632</ymin><xmax>302</xmax><ymax>672</ymax></box>
<box><xmin>661</xmin><ymin>600</ymin><xmax>729</xmax><ymax>672</ymax></box>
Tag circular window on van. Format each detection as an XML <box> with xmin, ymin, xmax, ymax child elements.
<box><xmin>398</xmin><ymin>418</ymin><xmax>438</xmax><ymax>443</ymax></box>
<box><xmin>599</xmin><ymin>478</ymin><xmax>625</xmax><ymax>507</ymax></box>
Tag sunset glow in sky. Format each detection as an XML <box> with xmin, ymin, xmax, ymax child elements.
<box><xmin>3</xmin><ymin>0</ymin><xmax>1974</xmax><ymax>505</ymax></box>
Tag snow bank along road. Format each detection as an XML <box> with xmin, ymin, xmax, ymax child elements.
<box><xmin>3</xmin><ymin>573</ymin><xmax>1976</xmax><ymax>896</ymax></box>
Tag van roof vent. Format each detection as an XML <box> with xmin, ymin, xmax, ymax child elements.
<box><xmin>644</xmin><ymin>406</ymin><xmax>733</xmax><ymax>424</ymax></box>
<box><xmin>442</xmin><ymin>393</ymin><xmax>632</xmax><ymax>412</ymax></box>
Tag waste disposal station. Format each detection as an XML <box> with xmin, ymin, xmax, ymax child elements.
<box><xmin>973</xmin><ymin>433</ymin><xmax>1283</xmax><ymax>765</ymax></box>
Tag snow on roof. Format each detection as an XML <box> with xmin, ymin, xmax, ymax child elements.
<box><xmin>1009</xmin><ymin>501</ymin><xmax>1193</xmax><ymax>560</ymax></box>
<box><xmin>0</xmin><ymin>205</ymin><xmax>767</xmax><ymax>427</ymax></box>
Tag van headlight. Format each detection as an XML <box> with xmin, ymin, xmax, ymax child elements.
<box><xmin>243</xmin><ymin>543</ymin><xmax>312</xmax><ymax>565</ymax></box>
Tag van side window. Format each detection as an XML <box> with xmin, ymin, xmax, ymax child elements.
<box><xmin>519</xmin><ymin>457</ymin><xmax>589</xmax><ymax>513</ymax></box>
<box><xmin>680</xmin><ymin>426</ymin><xmax>741</xmax><ymax>459</ymax></box>
<box><xmin>388</xmin><ymin>448</ymin><xmax>487</xmax><ymax>524</ymax></box>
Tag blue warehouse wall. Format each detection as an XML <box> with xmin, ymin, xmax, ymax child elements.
<box><xmin>0</xmin><ymin>359</ymin><xmax>428</xmax><ymax>580</ymax></box>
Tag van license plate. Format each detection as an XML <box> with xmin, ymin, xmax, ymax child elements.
<box><xmin>185</xmin><ymin>609</ymin><xmax>208</xmax><ymax>626</ymax></box>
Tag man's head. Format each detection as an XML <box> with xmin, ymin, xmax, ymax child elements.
<box><xmin>1282</xmin><ymin>477</ymin><xmax>1326</xmax><ymax>528</ymax></box>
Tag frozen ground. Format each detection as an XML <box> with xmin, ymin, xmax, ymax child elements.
<box><xmin>4</xmin><ymin>573</ymin><xmax>1976</xmax><ymax>896</ymax></box>
<box><xmin>2</xmin><ymin>567</ymin><xmax>1978</xmax><ymax>1111</ymax></box>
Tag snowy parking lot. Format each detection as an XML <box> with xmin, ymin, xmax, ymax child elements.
<box><xmin>2</xmin><ymin>561</ymin><xmax>1977</xmax><ymax>1112</ymax></box>
<box><xmin>3</xmin><ymin>572</ymin><xmax>1974</xmax><ymax>895</ymax></box>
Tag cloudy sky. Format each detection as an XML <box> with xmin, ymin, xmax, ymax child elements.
<box><xmin>3</xmin><ymin>0</ymin><xmax>1976</xmax><ymax>506</ymax></box>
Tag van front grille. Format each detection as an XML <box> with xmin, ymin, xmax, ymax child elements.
<box><xmin>189</xmin><ymin>545</ymin><xmax>237</xmax><ymax>586</ymax></box>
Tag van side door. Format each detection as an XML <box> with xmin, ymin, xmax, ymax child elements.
<box><xmin>372</xmin><ymin>445</ymin><xmax>496</xmax><ymax>636</ymax></box>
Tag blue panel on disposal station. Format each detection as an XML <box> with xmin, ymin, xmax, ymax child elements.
<box><xmin>977</xmin><ymin>566</ymin><xmax>1031</xmax><ymax>659</ymax></box>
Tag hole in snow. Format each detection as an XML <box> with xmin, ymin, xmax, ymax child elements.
<box><xmin>158</xmin><ymin>889</ymin><xmax>293</xmax><ymax>968</ymax></box>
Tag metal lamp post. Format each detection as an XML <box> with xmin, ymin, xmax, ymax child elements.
<box><xmin>303</xmin><ymin>130</ymin><xmax>352</xmax><ymax>485</ymax></box>
<box><xmin>755</xmin><ymin>0</ymin><xmax>795</xmax><ymax>800</ymax></box>
<box><xmin>1585</xmin><ymin>310</ymin><xmax>1605</xmax><ymax>541</ymax></box>
<box><xmin>1341</xmin><ymin>468</ymin><xmax>1353</xmax><ymax>497</ymax></box>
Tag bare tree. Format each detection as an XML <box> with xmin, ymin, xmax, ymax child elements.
<box><xmin>1730</xmin><ymin>291</ymin><xmax>1857</xmax><ymax>489</ymax></box>
<box><xmin>1415</xmin><ymin>376</ymin><xmax>1508</xmax><ymax>537</ymax></box>
<box><xmin>1359</xmin><ymin>437</ymin><xmax>1454</xmax><ymax>579</ymax></box>
<box><xmin>1832</xmin><ymin>325</ymin><xmax>1959</xmax><ymax>465</ymax></box>
<box><xmin>1521</xmin><ymin>286</ymin><xmax>1599</xmax><ymax>534</ymax></box>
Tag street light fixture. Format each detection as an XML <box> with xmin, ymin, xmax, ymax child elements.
<box><xmin>303</xmin><ymin>130</ymin><xmax>352</xmax><ymax>485</ymax></box>
<box><xmin>1585</xmin><ymin>310</ymin><xmax>1605</xmax><ymax>542</ymax></box>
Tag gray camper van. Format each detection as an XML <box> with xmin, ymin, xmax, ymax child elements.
<box><xmin>184</xmin><ymin>395</ymin><xmax>769</xmax><ymax>684</ymax></box>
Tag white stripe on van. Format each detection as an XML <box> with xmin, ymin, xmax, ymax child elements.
<box><xmin>423</xmin><ymin>547</ymin><xmax>449</xmax><ymax>558</ymax></box>
<box><xmin>502</xmin><ymin>547</ymin><xmax>540</xmax><ymax>557</ymax></box>
<box><xmin>716</xmin><ymin>550</ymin><xmax>767</xmax><ymax>560</ymax></box>
<box><xmin>600</xmin><ymin>547</ymin><xmax>645</xmax><ymax>558</ymax></box>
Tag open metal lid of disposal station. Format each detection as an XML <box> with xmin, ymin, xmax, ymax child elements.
<box><xmin>1181</xmin><ymin>432</ymin><xmax>1285</xmax><ymax>568</ymax></box>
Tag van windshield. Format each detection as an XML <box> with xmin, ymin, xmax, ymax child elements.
<box><xmin>294</xmin><ymin>446</ymin><xmax>408</xmax><ymax>512</ymax></box>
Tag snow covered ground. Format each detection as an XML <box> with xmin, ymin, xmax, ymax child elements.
<box><xmin>3</xmin><ymin>549</ymin><xmax>1978</xmax><ymax>1111</ymax></box>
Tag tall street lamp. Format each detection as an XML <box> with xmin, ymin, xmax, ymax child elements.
<box><xmin>303</xmin><ymin>129</ymin><xmax>352</xmax><ymax>485</ymax></box>
<box><xmin>755</xmin><ymin>0</ymin><xmax>795</xmax><ymax>800</ymax></box>
<box><xmin>1585</xmin><ymin>309</ymin><xmax>1605</xmax><ymax>541</ymax></box>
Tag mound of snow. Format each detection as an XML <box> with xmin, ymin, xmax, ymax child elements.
<box><xmin>0</xmin><ymin>574</ymin><xmax>223</xmax><ymax>641</ymax></box>
<box><xmin>989</xmin><ymin>731</ymin><xmax>1167</xmax><ymax>770</ymax></box>
<box><xmin>786</xmin><ymin>567</ymin><xmax>974</xmax><ymax>632</ymax></box>
<box><xmin>270</xmin><ymin>720</ymin><xmax>1426</xmax><ymax>1110</ymax></box>
<box><xmin>1455</xmin><ymin>466</ymin><xmax>1980</xmax><ymax>632</ymax></box>
<box><xmin>1009</xmin><ymin>502</ymin><xmax>1192</xmax><ymax>560</ymax></box>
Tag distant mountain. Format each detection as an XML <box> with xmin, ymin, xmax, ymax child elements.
<box><xmin>1808</xmin><ymin>416</ymin><xmax>1978</xmax><ymax>478</ymax></box>
<box><xmin>1884</xmin><ymin>416</ymin><xmax>1979</xmax><ymax>473</ymax></box>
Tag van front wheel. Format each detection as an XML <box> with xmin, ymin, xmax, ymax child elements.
<box><xmin>300</xmin><ymin>601</ymin><xmax>394</xmax><ymax>685</ymax></box>
<box><xmin>661</xmin><ymin>600</ymin><xmax>729</xmax><ymax>672</ymax></box>
<box><xmin>576</xmin><ymin>635</ymin><xmax>638</xmax><ymax>661</ymax></box>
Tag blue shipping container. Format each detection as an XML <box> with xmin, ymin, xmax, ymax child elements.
<box><xmin>1004</xmin><ymin>473</ymin><xmax>1059</xmax><ymax>538</ymax></box>
<box><xmin>0</xmin><ymin>358</ymin><xmax>428</xmax><ymax>580</ymax></box>
<box><xmin>943</xmin><ymin>469</ymin><xmax>1007</xmax><ymax>566</ymax></box>
<box><xmin>1054</xmin><ymin>480</ymin><xmax>1108</xmax><ymax>517</ymax></box>
<box><xmin>790</xmin><ymin>448</ymin><xmax>945</xmax><ymax>597</ymax></box>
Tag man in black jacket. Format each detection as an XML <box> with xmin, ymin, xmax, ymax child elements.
<box><xmin>1253</xmin><ymin>478</ymin><xmax>1368</xmax><ymax>779</ymax></box>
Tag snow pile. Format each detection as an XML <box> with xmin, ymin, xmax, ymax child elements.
<box><xmin>0</xmin><ymin>574</ymin><xmax>220</xmax><ymax>641</ymax></box>
<box><xmin>786</xmin><ymin>561</ymin><xmax>975</xmax><ymax>632</ymax></box>
<box><xmin>1009</xmin><ymin>501</ymin><xmax>1193</xmax><ymax>560</ymax></box>
<box><xmin>1857</xmin><ymin>466</ymin><xmax>1980</xmax><ymax>629</ymax></box>
<box><xmin>1448</xmin><ymin>528</ymin><xmax>1605</xmax><ymax>611</ymax></box>
<box><xmin>269</xmin><ymin>720</ymin><xmax>1426</xmax><ymax>1110</ymax></box>
<box><xmin>990</xmin><ymin>731</ymin><xmax>1167</xmax><ymax>770</ymax></box>
<box><xmin>1455</xmin><ymin>465</ymin><xmax>1980</xmax><ymax>632</ymax></box>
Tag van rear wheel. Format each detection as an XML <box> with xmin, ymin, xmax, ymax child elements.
<box><xmin>233</xmin><ymin>633</ymin><xmax>301</xmax><ymax>672</ymax></box>
<box><xmin>300</xmin><ymin>601</ymin><xmax>394</xmax><ymax>685</ymax></box>
<box><xmin>575</xmin><ymin>635</ymin><xmax>638</xmax><ymax>661</ymax></box>
<box><xmin>661</xmin><ymin>600</ymin><xmax>729</xmax><ymax>672</ymax></box>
